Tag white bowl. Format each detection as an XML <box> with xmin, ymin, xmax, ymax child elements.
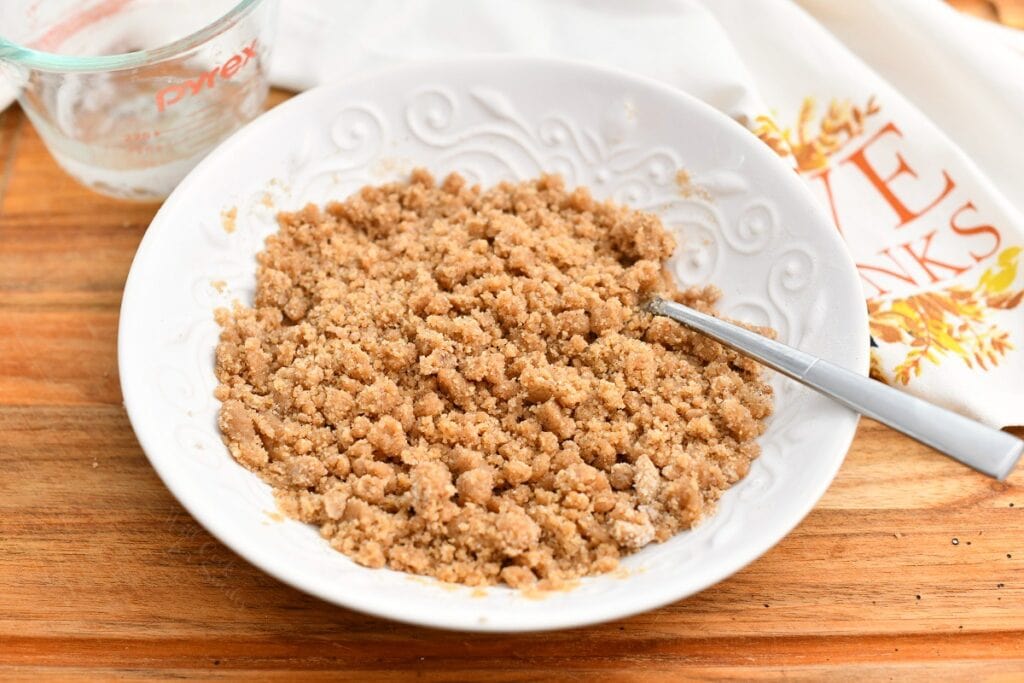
<box><xmin>119</xmin><ymin>57</ymin><xmax>868</xmax><ymax>631</ymax></box>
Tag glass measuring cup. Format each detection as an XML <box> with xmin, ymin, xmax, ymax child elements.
<box><xmin>0</xmin><ymin>0</ymin><xmax>277</xmax><ymax>201</ymax></box>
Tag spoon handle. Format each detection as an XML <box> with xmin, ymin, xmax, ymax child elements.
<box><xmin>647</xmin><ymin>297</ymin><xmax>1023</xmax><ymax>480</ymax></box>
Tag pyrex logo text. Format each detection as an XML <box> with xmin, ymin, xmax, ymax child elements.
<box><xmin>155</xmin><ymin>39</ymin><xmax>258</xmax><ymax>113</ymax></box>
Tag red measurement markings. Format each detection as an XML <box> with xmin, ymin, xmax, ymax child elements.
<box><xmin>31</xmin><ymin>0</ymin><xmax>133</xmax><ymax>52</ymax></box>
<box><xmin>121</xmin><ymin>129</ymin><xmax>168</xmax><ymax>155</ymax></box>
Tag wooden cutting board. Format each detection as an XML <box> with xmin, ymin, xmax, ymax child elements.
<box><xmin>1</xmin><ymin>91</ymin><xmax>1021</xmax><ymax>680</ymax></box>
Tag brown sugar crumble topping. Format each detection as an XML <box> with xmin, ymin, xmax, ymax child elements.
<box><xmin>214</xmin><ymin>170</ymin><xmax>774</xmax><ymax>589</ymax></box>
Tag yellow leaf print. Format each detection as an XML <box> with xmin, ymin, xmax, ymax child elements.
<box><xmin>981</xmin><ymin>245</ymin><xmax>1020</xmax><ymax>294</ymax></box>
<box><xmin>868</xmin><ymin>247</ymin><xmax>1024</xmax><ymax>385</ymax></box>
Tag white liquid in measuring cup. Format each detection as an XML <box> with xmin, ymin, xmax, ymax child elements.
<box><xmin>31</xmin><ymin>71</ymin><xmax>265</xmax><ymax>199</ymax></box>
<box><xmin>14</xmin><ymin>0</ymin><xmax>271</xmax><ymax>200</ymax></box>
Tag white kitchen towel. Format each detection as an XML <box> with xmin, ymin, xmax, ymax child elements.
<box><xmin>270</xmin><ymin>0</ymin><xmax>1024</xmax><ymax>428</ymax></box>
<box><xmin>704</xmin><ymin>0</ymin><xmax>1024</xmax><ymax>426</ymax></box>
<box><xmin>795</xmin><ymin>0</ymin><xmax>1024</xmax><ymax>210</ymax></box>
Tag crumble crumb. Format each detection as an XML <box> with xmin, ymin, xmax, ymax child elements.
<box><xmin>215</xmin><ymin>170</ymin><xmax>773</xmax><ymax>588</ymax></box>
<box><xmin>221</xmin><ymin>206</ymin><xmax>238</xmax><ymax>234</ymax></box>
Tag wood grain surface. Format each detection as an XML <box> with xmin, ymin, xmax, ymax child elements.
<box><xmin>1</xmin><ymin>90</ymin><xmax>1022</xmax><ymax>681</ymax></box>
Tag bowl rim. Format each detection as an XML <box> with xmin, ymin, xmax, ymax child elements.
<box><xmin>118</xmin><ymin>55</ymin><xmax>869</xmax><ymax>632</ymax></box>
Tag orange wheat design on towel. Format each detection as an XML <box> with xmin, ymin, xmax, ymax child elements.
<box><xmin>754</xmin><ymin>96</ymin><xmax>880</xmax><ymax>173</ymax></box>
<box><xmin>868</xmin><ymin>247</ymin><xmax>1023</xmax><ymax>384</ymax></box>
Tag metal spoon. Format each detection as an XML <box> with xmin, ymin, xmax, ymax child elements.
<box><xmin>646</xmin><ymin>296</ymin><xmax>1023</xmax><ymax>480</ymax></box>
